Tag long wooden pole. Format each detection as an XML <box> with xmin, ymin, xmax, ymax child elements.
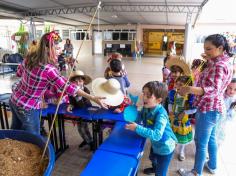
<box><xmin>41</xmin><ymin>1</ymin><xmax>102</xmax><ymax>161</ymax></box>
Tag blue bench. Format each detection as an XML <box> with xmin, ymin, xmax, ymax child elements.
<box><xmin>81</xmin><ymin>121</ymin><xmax>146</xmax><ymax>176</ymax></box>
<box><xmin>99</xmin><ymin>122</ymin><xmax>145</xmax><ymax>159</ymax></box>
<box><xmin>81</xmin><ymin>149</ymin><xmax>139</xmax><ymax>176</ymax></box>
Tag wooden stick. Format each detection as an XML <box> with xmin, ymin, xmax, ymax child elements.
<box><xmin>40</xmin><ymin>1</ymin><xmax>102</xmax><ymax>161</ymax></box>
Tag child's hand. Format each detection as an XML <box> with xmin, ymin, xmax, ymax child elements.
<box><xmin>114</xmin><ymin>108</ymin><xmax>122</xmax><ymax>113</ymax></box>
<box><xmin>169</xmin><ymin>111</ymin><xmax>174</xmax><ymax>117</ymax></box>
<box><xmin>67</xmin><ymin>105</ymin><xmax>73</xmax><ymax>113</ymax></box>
<box><xmin>178</xmin><ymin>112</ymin><xmax>185</xmax><ymax>121</ymax></box>
<box><xmin>125</xmin><ymin>122</ymin><xmax>137</xmax><ymax>131</ymax></box>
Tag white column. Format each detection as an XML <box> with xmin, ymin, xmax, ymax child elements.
<box><xmin>183</xmin><ymin>23</ymin><xmax>193</xmax><ymax>63</ymax></box>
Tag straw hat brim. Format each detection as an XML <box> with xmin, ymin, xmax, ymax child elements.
<box><xmin>166</xmin><ymin>56</ymin><xmax>191</xmax><ymax>76</ymax></box>
<box><xmin>70</xmin><ymin>73</ymin><xmax>92</xmax><ymax>85</ymax></box>
<box><xmin>92</xmin><ymin>78</ymin><xmax>124</xmax><ymax>106</ymax></box>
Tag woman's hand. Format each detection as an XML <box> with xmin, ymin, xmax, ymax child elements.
<box><xmin>125</xmin><ymin>122</ymin><xmax>137</xmax><ymax>131</ymax></box>
<box><xmin>92</xmin><ymin>96</ymin><xmax>108</xmax><ymax>109</ymax></box>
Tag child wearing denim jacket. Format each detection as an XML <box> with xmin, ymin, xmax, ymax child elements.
<box><xmin>126</xmin><ymin>81</ymin><xmax>177</xmax><ymax>176</ymax></box>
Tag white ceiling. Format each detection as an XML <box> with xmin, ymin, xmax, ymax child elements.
<box><xmin>0</xmin><ymin>0</ymin><xmax>235</xmax><ymax>27</ymax></box>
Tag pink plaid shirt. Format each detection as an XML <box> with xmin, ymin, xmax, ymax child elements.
<box><xmin>195</xmin><ymin>54</ymin><xmax>233</xmax><ymax>113</ymax></box>
<box><xmin>11</xmin><ymin>60</ymin><xmax>79</xmax><ymax>110</ymax></box>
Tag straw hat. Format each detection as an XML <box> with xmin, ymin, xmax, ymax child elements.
<box><xmin>92</xmin><ymin>78</ymin><xmax>124</xmax><ymax>106</ymax></box>
<box><xmin>69</xmin><ymin>70</ymin><xmax>92</xmax><ymax>85</ymax></box>
<box><xmin>166</xmin><ymin>56</ymin><xmax>191</xmax><ymax>76</ymax></box>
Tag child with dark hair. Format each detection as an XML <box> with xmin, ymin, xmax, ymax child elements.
<box><xmin>126</xmin><ymin>81</ymin><xmax>177</xmax><ymax>176</ymax></box>
<box><xmin>104</xmin><ymin>52</ymin><xmax>126</xmax><ymax>79</ymax></box>
<box><xmin>165</xmin><ymin>56</ymin><xmax>189</xmax><ymax>91</ymax></box>
<box><xmin>168</xmin><ymin>76</ymin><xmax>196</xmax><ymax>161</ymax></box>
<box><xmin>108</xmin><ymin>59</ymin><xmax>130</xmax><ymax>94</ymax></box>
<box><xmin>106</xmin><ymin>58</ymin><xmax>131</xmax><ymax>113</ymax></box>
<box><xmin>66</xmin><ymin>70</ymin><xmax>94</xmax><ymax>150</ymax></box>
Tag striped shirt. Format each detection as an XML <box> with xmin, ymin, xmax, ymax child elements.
<box><xmin>195</xmin><ymin>54</ymin><xmax>233</xmax><ymax>113</ymax></box>
<box><xmin>11</xmin><ymin>60</ymin><xmax>79</xmax><ymax>110</ymax></box>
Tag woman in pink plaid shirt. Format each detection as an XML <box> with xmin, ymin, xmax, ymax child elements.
<box><xmin>9</xmin><ymin>31</ymin><xmax>107</xmax><ymax>135</ymax></box>
<box><xmin>178</xmin><ymin>34</ymin><xmax>233</xmax><ymax>176</ymax></box>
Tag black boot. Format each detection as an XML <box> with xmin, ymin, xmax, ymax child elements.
<box><xmin>78</xmin><ymin>140</ymin><xmax>87</xmax><ymax>148</ymax></box>
<box><xmin>89</xmin><ymin>142</ymin><xmax>95</xmax><ymax>151</ymax></box>
<box><xmin>40</xmin><ymin>127</ymin><xmax>48</xmax><ymax>136</ymax></box>
<box><xmin>143</xmin><ymin>167</ymin><xmax>155</xmax><ymax>175</ymax></box>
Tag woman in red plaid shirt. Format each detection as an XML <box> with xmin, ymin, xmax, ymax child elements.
<box><xmin>178</xmin><ymin>34</ymin><xmax>233</xmax><ymax>176</ymax></box>
<box><xmin>9</xmin><ymin>31</ymin><xmax>107</xmax><ymax>135</ymax></box>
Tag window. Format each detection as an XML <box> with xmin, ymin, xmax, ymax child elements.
<box><xmin>120</xmin><ymin>33</ymin><xmax>128</xmax><ymax>40</ymax></box>
<box><xmin>104</xmin><ymin>31</ymin><xmax>112</xmax><ymax>40</ymax></box>
<box><xmin>70</xmin><ymin>30</ymin><xmax>90</xmax><ymax>40</ymax></box>
<box><xmin>128</xmin><ymin>32</ymin><xmax>136</xmax><ymax>41</ymax></box>
<box><xmin>112</xmin><ymin>32</ymin><xmax>120</xmax><ymax>40</ymax></box>
<box><xmin>36</xmin><ymin>30</ymin><xmax>43</xmax><ymax>39</ymax></box>
<box><xmin>62</xmin><ymin>30</ymin><xmax>69</xmax><ymax>40</ymax></box>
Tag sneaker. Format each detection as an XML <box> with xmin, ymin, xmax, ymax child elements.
<box><xmin>178</xmin><ymin>169</ymin><xmax>197</xmax><ymax>176</ymax></box>
<box><xmin>205</xmin><ymin>162</ymin><xmax>216</xmax><ymax>174</ymax></box>
<box><xmin>178</xmin><ymin>153</ymin><xmax>185</xmax><ymax>161</ymax></box>
<box><xmin>78</xmin><ymin>140</ymin><xmax>87</xmax><ymax>148</ymax></box>
<box><xmin>143</xmin><ymin>167</ymin><xmax>155</xmax><ymax>175</ymax></box>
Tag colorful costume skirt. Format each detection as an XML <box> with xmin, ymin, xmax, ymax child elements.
<box><xmin>170</xmin><ymin>114</ymin><xmax>193</xmax><ymax>144</ymax></box>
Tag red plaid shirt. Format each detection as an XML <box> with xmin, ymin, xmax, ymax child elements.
<box><xmin>11</xmin><ymin>60</ymin><xmax>79</xmax><ymax>110</ymax></box>
<box><xmin>195</xmin><ymin>54</ymin><xmax>233</xmax><ymax>113</ymax></box>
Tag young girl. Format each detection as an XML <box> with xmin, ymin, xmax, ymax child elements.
<box><xmin>224</xmin><ymin>78</ymin><xmax>236</xmax><ymax>120</ymax></box>
<box><xmin>125</xmin><ymin>81</ymin><xmax>177</xmax><ymax>176</ymax></box>
<box><xmin>166</xmin><ymin>56</ymin><xmax>191</xmax><ymax>91</ymax></box>
<box><xmin>216</xmin><ymin>78</ymin><xmax>236</xmax><ymax>145</ymax></box>
<box><xmin>162</xmin><ymin>53</ymin><xmax>171</xmax><ymax>83</ymax></box>
<box><xmin>168</xmin><ymin>76</ymin><xmax>195</xmax><ymax>161</ymax></box>
<box><xmin>66</xmin><ymin>70</ymin><xmax>94</xmax><ymax>151</ymax></box>
<box><xmin>178</xmin><ymin>34</ymin><xmax>233</xmax><ymax>176</ymax></box>
<box><xmin>9</xmin><ymin>31</ymin><xmax>106</xmax><ymax>135</ymax></box>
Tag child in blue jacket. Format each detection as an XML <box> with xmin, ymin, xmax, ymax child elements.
<box><xmin>126</xmin><ymin>81</ymin><xmax>177</xmax><ymax>176</ymax></box>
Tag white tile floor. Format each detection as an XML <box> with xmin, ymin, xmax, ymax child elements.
<box><xmin>1</xmin><ymin>55</ymin><xmax>235</xmax><ymax>176</ymax></box>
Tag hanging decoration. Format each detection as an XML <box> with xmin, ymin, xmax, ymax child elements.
<box><xmin>11</xmin><ymin>23</ymin><xmax>29</xmax><ymax>56</ymax></box>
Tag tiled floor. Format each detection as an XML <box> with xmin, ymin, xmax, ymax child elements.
<box><xmin>1</xmin><ymin>55</ymin><xmax>235</xmax><ymax>176</ymax></box>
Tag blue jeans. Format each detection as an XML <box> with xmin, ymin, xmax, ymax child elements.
<box><xmin>9</xmin><ymin>100</ymin><xmax>40</xmax><ymax>135</ymax></box>
<box><xmin>153</xmin><ymin>151</ymin><xmax>174</xmax><ymax>176</ymax></box>
<box><xmin>194</xmin><ymin>111</ymin><xmax>221</xmax><ymax>175</ymax></box>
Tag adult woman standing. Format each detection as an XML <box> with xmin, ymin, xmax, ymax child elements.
<box><xmin>178</xmin><ymin>34</ymin><xmax>233</xmax><ymax>176</ymax></box>
<box><xmin>64</xmin><ymin>38</ymin><xmax>73</xmax><ymax>57</ymax></box>
<box><xmin>9</xmin><ymin>31</ymin><xmax>106</xmax><ymax>135</ymax></box>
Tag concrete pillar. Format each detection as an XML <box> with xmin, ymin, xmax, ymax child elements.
<box><xmin>183</xmin><ymin>23</ymin><xmax>193</xmax><ymax>63</ymax></box>
<box><xmin>29</xmin><ymin>18</ymin><xmax>36</xmax><ymax>41</ymax></box>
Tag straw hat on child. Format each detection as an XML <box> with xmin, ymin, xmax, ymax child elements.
<box><xmin>69</xmin><ymin>70</ymin><xmax>92</xmax><ymax>85</ymax></box>
<box><xmin>92</xmin><ymin>78</ymin><xmax>124</xmax><ymax>106</ymax></box>
<box><xmin>166</xmin><ymin>56</ymin><xmax>191</xmax><ymax>76</ymax></box>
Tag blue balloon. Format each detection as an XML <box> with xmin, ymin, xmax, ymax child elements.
<box><xmin>124</xmin><ymin>105</ymin><xmax>138</xmax><ymax>122</ymax></box>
